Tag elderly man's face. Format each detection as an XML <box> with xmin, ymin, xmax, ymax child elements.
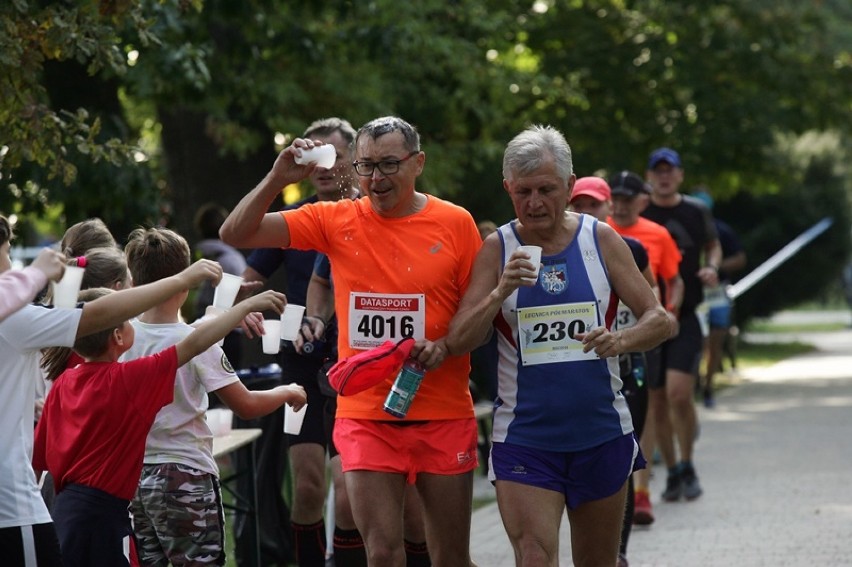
<box><xmin>504</xmin><ymin>158</ymin><xmax>573</xmax><ymax>232</ymax></box>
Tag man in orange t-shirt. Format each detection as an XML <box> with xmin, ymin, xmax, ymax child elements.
<box><xmin>221</xmin><ymin>116</ymin><xmax>481</xmax><ymax>566</ymax></box>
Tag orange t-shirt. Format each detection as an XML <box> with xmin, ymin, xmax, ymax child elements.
<box><xmin>608</xmin><ymin>216</ymin><xmax>681</xmax><ymax>283</ymax></box>
<box><xmin>282</xmin><ymin>195</ymin><xmax>482</xmax><ymax>420</ymax></box>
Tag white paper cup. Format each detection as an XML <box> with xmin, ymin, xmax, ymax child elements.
<box><xmin>294</xmin><ymin>145</ymin><xmax>336</xmax><ymax>169</ymax></box>
<box><xmin>280</xmin><ymin>304</ymin><xmax>306</xmax><ymax>341</ymax></box>
<box><xmin>517</xmin><ymin>245</ymin><xmax>542</xmax><ymax>282</ymax></box>
<box><xmin>261</xmin><ymin>319</ymin><xmax>282</xmax><ymax>354</ymax></box>
<box><xmin>52</xmin><ymin>265</ymin><xmax>85</xmax><ymax>308</ymax></box>
<box><xmin>284</xmin><ymin>404</ymin><xmax>307</xmax><ymax>435</ymax></box>
<box><xmin>207</xmin><ymin>408</ymin><xmax>233</xmax><ymax>436</ymax></box>
<box><xmin>212</xmin><ymin>273</ymin><xmax>243</xmax><ymax>310</ymax></box>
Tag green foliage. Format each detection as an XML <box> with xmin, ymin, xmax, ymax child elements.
<box><xmin>2</xmin><ymin>0</ymin><xmax>851</xmax><ymax>317</ymax></box>
<box><xmin>0</xmin><ymin>0</ymin><xmax>167</xmax><ymax>234</ymax></box>
<box><xmin>716</xmin><ymin>140</ymin><xmax>852</xmax><ymax>326</ymax></box>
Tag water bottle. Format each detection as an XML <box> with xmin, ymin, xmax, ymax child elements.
<box><xmin>631</xmin><ymin>352</ymin><xmax>646</xmax><ymax>388</ymax></box>
<box><xmin>383</xmin><ymin>358</ymin><xmax>426</xmax><ymax>419</ymax></box>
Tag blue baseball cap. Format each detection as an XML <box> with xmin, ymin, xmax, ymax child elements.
<box><xmin>647</xmin><ymin>147</ymin><xmax>682</xmax><ymax>169</ymax></box>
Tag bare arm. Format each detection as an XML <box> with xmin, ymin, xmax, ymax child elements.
<box><xmin>219</xmin><ymin>140</ymin><xmax>321</xmax><ymax>249</ymax></box>
<box><xmin>641</xmin><ymin>264</ymin><xmax>658</xmax><ymax>298</ymax></box>
<box><xmin>698</xmin><ymin>237</ymin><xmax>723</xmax><ymax>287</ymax></box>
<box><xmin>664</xmin><ymin>273</ymin><xmax>685</xmax><ymax>314</ymax></box>
<box><xmin>295</xmin><ymin>270</ymin><xmax>335</xmax><ymax>350</ymax></box>
<box><xmin>175</xmin><ymin>290</ymin><xmax>286</xmax><ymax>366</ymax></box>
<box><xmin>214</xmin><ymin>381</ymin><xmax>307</xmax><ymax>420</ymax></box>
<box><xmin>721</xmin><ymin>249</ymin><xmax>747</xmax><ymax>275</ymax></box>
<box><xmin>446</xmin><ymin>233</ymin><xmax>538</xmax><ymax>356</ymax></box>
<box><xmin>77</xmin><ymin>259</ymin><xmax>222</xmax><ymax>338</ymax></box>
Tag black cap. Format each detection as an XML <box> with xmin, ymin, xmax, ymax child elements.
<box><xmin>608</xmin><ymin>170</ymin><xmax>650</xmax><ymax>197</ymax></box>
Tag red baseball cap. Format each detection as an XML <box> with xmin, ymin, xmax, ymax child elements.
<box><xmin>327</xmin><ymin>337</ymin><xmax>416</xmax><ymax>396</ymax></box>
<box><xmin>570</xmin><ymin>177</ymin><xmax>611</xmax><ymax>203</ymax></box>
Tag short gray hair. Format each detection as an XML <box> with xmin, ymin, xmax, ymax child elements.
<box><xmin>303</xmin><ymin>117</ymin><xmax>357</xmax><ymax>144</ymax></box>
<box><xmin>502</xmin><ymin>124</ymin><xmax>573</xmax><ymax>182</ymax></box>
<box><xmin>355</xmin><ymin>116</ymin><xmax>420</xmax><ymax>152</ymax></box>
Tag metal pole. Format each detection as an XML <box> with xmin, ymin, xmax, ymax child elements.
<box><xmin>727</xmin><ymin>217</ymin><xmax>833</xmax><ymax>301</ymax></box>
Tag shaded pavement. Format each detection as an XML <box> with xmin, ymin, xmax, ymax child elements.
<box><xmin>469</xmin><ymin>311</ymin><xmax>852</xmax><ymax>566</ymax></box>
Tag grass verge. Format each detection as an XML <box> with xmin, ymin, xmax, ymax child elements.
<box><xmin>734</xmin><ymin>339</ymin><xmax>816</xmax><ymax>368</ymax></box>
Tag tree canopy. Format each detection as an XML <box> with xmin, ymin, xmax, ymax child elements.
<box><xmin>2</xmin><ymin>0</ymin><xmax>850</xmax><ymax>319</ymax></box>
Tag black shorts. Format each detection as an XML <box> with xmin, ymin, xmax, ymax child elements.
<box><xmin>644</xmin><ymin>345</ymin><xmax>664</xmax><ymax>390</ymax></box>
<box><xmin>53</xmin><ymin>484</ymin><xmax>133</xmax><ymax>567</ymax></box>
<box><xmin>0</xmin><ymin>523</ymin><xmax>62</xmax><ymax>567</ymax></box>
<box><xmin>652</xmin><ymin>311</ymin><xmax>703</xmax><ymax>389</ymax></box>
<box><xmin>619</xmin><ymin>352</ymin><xmax>648</xmax><ymax>437</ymax></box>
<box><xmin>279</xmin><ymin>350</ymin><xmax>331</xmax><ymax>447</ymax></box>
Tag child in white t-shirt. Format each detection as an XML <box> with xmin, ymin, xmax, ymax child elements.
<box><xmin>122</xmin><ymin>227</ymin><xmax>306</xmax><ymax>566</ymax></box>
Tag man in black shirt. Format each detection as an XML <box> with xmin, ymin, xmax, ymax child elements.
<box><xmin>642</xmin><ymin>147</ymin><xmax>721</xmax><ymax>503</ymax></box>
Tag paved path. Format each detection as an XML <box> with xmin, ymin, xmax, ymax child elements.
<box><xmin>470</xmin><ymin>311</ymin><xmax>852</xmax><ymax>566</ymax></box>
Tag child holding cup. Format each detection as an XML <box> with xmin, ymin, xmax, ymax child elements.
<box><xmin>2</xmin><ymin>254</ymin><xmax>222</xmax><ymax>566</ymax></box>
<box><xmin>119</xmin><ymin>227</ymin><xmax>306</xmax><ymax>566</ymax></box>
<box><xmin>32</xmin><ymin>279</ymin><xmax>301</xmax><ymax>567</ymax></box>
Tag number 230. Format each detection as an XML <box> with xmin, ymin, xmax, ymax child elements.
<box><xmin>531</xmin><ymin>319</ymin><xmax>585</xmax><ymax>343</ymax></box>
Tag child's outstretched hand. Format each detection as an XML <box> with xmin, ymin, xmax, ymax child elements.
<box><xmin>241</xmin><ymin>290</ymin><xmax>287</xmax><ymax>315</ymax></box>
<box><xmin>282</xmin><ymin>383</ymin><xmax>307</xmax><ymax>411</ymax></box>
<box><xmin>182</xmin><ymin>259</ymin><xmax>223</xmax><ymax>288</ymax></box>
<box><xmin>31</xmin><ymin>248</ymin><xmax>67</xmax><ymax>282</ymax></box>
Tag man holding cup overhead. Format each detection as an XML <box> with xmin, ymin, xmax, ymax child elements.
<box><xmin>221</xmin><ymin>116</ymin><xmax>482</xmax><ymax>566</ymax></box>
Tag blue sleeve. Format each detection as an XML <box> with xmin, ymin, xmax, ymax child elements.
<box><xmin>246</xmin><ymin>246</ymin><xmax>288</xmax><ymax>279</ymax></box>
<box><xmin>715</xmin><ymin>220</ymin><xmax>744</xmax><ymax>258</ymax></box>
<box><xmin>313</xmin><ymin>253</ymin><xmax>331</xmax><ymax>280</ymax></box>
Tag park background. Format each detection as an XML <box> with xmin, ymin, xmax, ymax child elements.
<box><xmin>2</xmin><ymin>0</ymin><xmax>852</xmax><ymax>326</ymax></box>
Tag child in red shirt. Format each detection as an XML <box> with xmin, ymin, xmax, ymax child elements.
<box><xmin>33</xmin><ymin>286</ymin><xmax>299</xmax><ymax>567</ymax></box>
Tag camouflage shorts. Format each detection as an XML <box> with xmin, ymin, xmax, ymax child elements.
<box><xmin>131</xmin><ymin>463</ymin><xmax>225</xmax><ymax>566</ymax></box>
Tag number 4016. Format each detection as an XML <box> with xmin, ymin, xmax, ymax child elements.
<box><xmin>357</xmin><ymin>315</ymin><xmax>415</xmax><ymax>338</ymax></box>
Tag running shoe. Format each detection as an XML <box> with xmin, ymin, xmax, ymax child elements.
<box><xmin>633</xmin><ymin>489</ymin><xmax>655</xmax><ymax>525</ymax></box>
<box><xmin>661</xmin><ymin>468</ymin><xmax>683</xmax><ymax>502</ymax></box>
<box><xmin>703</xmin><ymin>387</ymin><xmax>716</xmax><ymax>408</ymax></box>
<box><xmin>681</xmin><ymin>463</ymin><xmax>703</xmax><ymax>500</ymax></box>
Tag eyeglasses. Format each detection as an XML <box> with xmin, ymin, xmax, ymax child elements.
<box><xmin>353</xmin><ymin>151</ymin><xmax>419</xmax><ymax>177</ymax></box>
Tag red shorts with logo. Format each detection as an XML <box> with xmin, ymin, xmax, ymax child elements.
<box><xmin>334</xmin><ymin>418</ymin><xmax>479</xmax><ymax>484</ymax></box>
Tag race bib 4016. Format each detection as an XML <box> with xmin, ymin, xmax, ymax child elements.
<box><xmin>348</xmin><ymin>292</ymin><xmax>426</xmax><ymax>350</ymax></box>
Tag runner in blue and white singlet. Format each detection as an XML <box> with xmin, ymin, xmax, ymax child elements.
<box><xmin>447</xmin><ymin>125</ymin><xmax>672</xmax><ymax>567</ymax></box>
<box><xmin>492</xmin><ymin>215</ymin><xmax>634</xmax><ymax>452</ymax></box>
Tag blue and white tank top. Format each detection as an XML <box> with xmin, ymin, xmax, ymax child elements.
<box><xmin>491</xmin><ymin>214</ymin><xmax>633</xmax><ymax>452</ymax></box>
